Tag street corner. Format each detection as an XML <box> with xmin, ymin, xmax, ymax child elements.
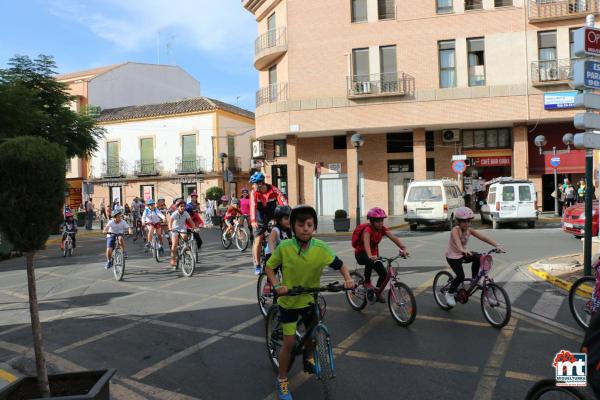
<box><xmin>527</xmin><ymin>253</ymin><xmax>589</xmax><ymax>294</ymax></box>
<box><xmin>0</xmin><ymin>363</ymin><xmax>19</xmax><ymax>390</ymax></box>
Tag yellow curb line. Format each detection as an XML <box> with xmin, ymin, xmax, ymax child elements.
<box><xmin>527</xmin><ymin>265</ymin><xmax>593</xmax><ymax>296</ymax></box>
<box><xmin>0</xmin><ymin>368</ymin><xmax>17</xmax><ymax>383</ymax></box>
<box><xmin>45</xmin><ymin>230</ymin><xmax>102</xmax><ymax>246</ymax></box>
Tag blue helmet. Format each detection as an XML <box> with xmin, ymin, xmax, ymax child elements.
<box><xmin>249</xmin><ymin>171</ymin><xmax>265</xmax><ymax>184</ymax></box>
<box><xmin>146</xmin><ymin>199</ymin><xmax>155</xmax><ymax>205</ymax></box>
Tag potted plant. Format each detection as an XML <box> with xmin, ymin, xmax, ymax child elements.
<box><xmin>333</xmin><ymin>209</ymin><xmax>350</xmax><ymax>232</ymax></box>
<box><xmin>205</xmin><ymin>186</ymin><xmax>225</xmax><ymax>226</ymax></box>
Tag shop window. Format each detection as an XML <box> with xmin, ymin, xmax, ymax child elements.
<box><xmin>426</xmin><ymin>131</ymin><xmax>435</xmax><ymax>151</ymax></box>
<box><xmin>498</xmin><ymin>128</ymin><xmax>511</xmax><ymax>147</ymax></box>
<box><xmin>462</xmin><ymin>128</ymin><xmax>511</xmax><ymax>149</ymax></box>
<box><xmin>387</xmin><ymin>132</ymin><xmax>413</xmax><ymax>153</ymax></box>
<box><xmin>274</xmin><ymin>140</ymin><xmax>287</xmax><ymax>157</ymax></box>
<box><xmin>485</xmin><ymin>129</ymin><xmax>498</xmax><ymax>148</ymax></box>
<box><xmin>387</xmin><ymin>159</ymin><xmax>413</xmax><ymax>172</ymax></box>
<box><xmin>333</xmin><ymin>135</ymin><xmax>347</xmax><ymax>150</ymax></box>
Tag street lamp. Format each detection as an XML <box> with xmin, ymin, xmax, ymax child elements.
<box><xmin>351</xmin><ymin>133</ymin><xmax>365</xmax><ymax>226</ymax></box>
<box><xmin>219</xmin><ymin>152</ymin><xmax>228</xmax><ymax>194</ymax></box>
<box><xmin>534</xmin><ymin>134</ymin><xmax>573</xmax><ymax>216</ymax></box>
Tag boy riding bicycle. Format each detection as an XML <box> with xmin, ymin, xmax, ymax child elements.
<box><xmin>103</xmin><ymin>210</ymin><xmax>132</xmax><ymax>269</ymax></box>
<box><xmin>142</xmin><ymin>199</ymin><xmax>166</xmax><ymax>255</ymax></box>
<box><xmin>61</xmin><ymin>211</ymin><xmax>78</xmax><ymax>250</ymax></box>
<box><xmin>445</xmin><ymin>207</ymin><xmax>504</xmax><ymax>307</ymax></box>
<box><xmin>168</xmin><ymin>200</ymin><xmax>198</xmax><ymax>267</ymax></box>
<box><xmin>222</xmin><ymin>199</ymin><xmax>242</xmax><ymax>240</ymax></box>
<box><xmin>265</xmin><ymin>205</ymin><xmax>354</xmax><ymax>400</ymax></box>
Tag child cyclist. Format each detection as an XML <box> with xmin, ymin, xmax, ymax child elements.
<box><xmin>61</xmin><ymin>211</ymin><xmax>78</xmax><ymax>250</ymax></box>
<box><xmin>265</xmin><ymin>205</ymin><xmax>355</xmax><ymax>400</ymax></box>
<box><xmin>445</xmin><ymin>207</ymin><xmax>504</xmax><ymax>307</ymax></box>
<box><xmin>142</xmin><ymin>199</ymin><xmax>166</xmax><ymax>255</ymax></box>
<box><xmin>353</xmin><ymin>207</ymin><xmax>410</xmax><ymax>302</ymax></box>
<box><xmin>262</xmin><ymin>205</ymin><xmax>292</xmax><ymax>294</ymax></box>
<box><xmin>222</xmin><ymin>198</ymin><xmax>242</xmax><ymax>240</ymax></box>
<box><xmin>103</xmin><ymin>210</ymin><xmax>132</xmax><ymax>269</ymax></box>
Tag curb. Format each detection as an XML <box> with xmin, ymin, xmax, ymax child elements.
<box><xmin>314</xmin><ymin>223</ymin><xmax>409</xmax><ymax>237</ymax></box>
<box><xmin>527</xmin><ymin>265</ymin><xmax>593</xmax><ymax>296</ymax></box>
<box><xmin>0</xmin><ymin>366</ymin><xmax>18</xmax><ymax>388</ymax></box>
<box><xmin>45</xmin><ymin>230</ymin><xmax>102</xmax><ymax>246</ymax></box>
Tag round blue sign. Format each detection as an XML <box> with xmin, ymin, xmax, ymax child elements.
<box><xmin>550</xmin><ymin>157</ymin><xmax>561</xmax><ymax>168</ymax></box>
<box><xmin>452</xmin><ymin>160</ymin><xmax>467</xmax><ymax>174</ymax></box>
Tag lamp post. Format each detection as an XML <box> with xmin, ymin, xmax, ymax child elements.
<box><xmin>534</xmin><ymin>134</ymin><xmax>573</xmax><ymax>216</ymax></box>
<box><xmin>351</xmin><ymin>133</ymin><xmax>365</xmax><ymax>226</ymax></box>
<box><xmin>219</xmin><ymin>152</ymin><xmax>228</xmax><ymax>194</ymax></box>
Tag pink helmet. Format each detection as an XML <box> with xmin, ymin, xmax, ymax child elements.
<box><xmin>367</xmin><ymin>207</ymin><xmax>387</xmax><ymax>219</ymax></box>
<box><xmin>455</xmin><ymin>207</ymin><xmax>474</xmax><ymax>220</ymax></box>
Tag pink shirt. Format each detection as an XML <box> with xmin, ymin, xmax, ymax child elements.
<box><xmin>446</xmin><ymin>227</ymin><xmax>470</xmax><ymax>259</ymax></box>
<box><xmin>240</xmin><ymin>197</ymin><xmax>251</xmax><ymax>216</ymax></box>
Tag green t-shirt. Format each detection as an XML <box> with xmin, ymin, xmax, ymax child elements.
<box><xmin>266</xmin><ymin>237</ymin><xmax>337</xmax><ymax>310</ymax></box>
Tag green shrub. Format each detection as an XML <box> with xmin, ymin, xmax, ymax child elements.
<box><xmin>205</xmin><ymin>186</ymin><xmax>224</xmax><ymax>201</ymax></box>
<box><xmin>334</xmin><ymin>209</ymin><xmax>348</xmax><ymax>219</ymax></box>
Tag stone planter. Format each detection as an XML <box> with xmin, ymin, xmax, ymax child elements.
<box><xmin>0</xmin><ymin>369</ymin><xmax>116</xmax><ymax>400</ymax></box>
<box><xmin>333</xmin><ymin>218</ymin><xmax>351</xmax><ymax>232</ymax></box>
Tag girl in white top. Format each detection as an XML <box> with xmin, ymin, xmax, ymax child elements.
<box><xmin>103</xmin><ymin>211</ymin><xmax>132</xmax><ymax>269</ymax></box>
<box><xmin>168</xmin><ymin>200</ymin><xmax>197</xmax><ymax>267</ymax></box>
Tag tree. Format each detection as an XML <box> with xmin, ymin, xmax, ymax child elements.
<box><xmin>0</xmin><ymin>137</ymin><xmax>66</xmax><ymax>397</ymax></box>
<box><xmin>205</xmin><ymin>186</ymin><xmax>225</xmax><ymax>201</ymax></box>
<box><xmin>0</xmin><ymin>55</ymin><xmax>103</xmax><ymax>158</ymax></box>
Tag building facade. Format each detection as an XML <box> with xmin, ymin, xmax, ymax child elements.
<box><xmin>243</xmin><ymin>0</ymin><xmax>593</xmax><ymax>215</ymax></box>
<box><xmin>89</xmin><ymin>97</ymin><xmax>255</xmax><ymax>207</ymax></box>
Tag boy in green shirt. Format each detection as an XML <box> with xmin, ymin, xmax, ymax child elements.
<box><xmin>265</xmin><ymin>205</ymin><xmax>354</xmax><ymax>400</ymax></box>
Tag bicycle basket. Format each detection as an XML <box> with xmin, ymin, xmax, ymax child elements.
<box><xmin>480</xmin><ymin>254</ymin><xmax>493</xmax><ymax>273</ymax></box>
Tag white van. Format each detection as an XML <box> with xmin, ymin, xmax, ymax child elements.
<box><xmin>404</xmin><ymin>179</ymin><xmax>464</xmax><ymax>231</ymax></box>
<box><xmin>480</xmin><ymin>177</ymin><xmax>538</xmax><ymax>229</ymax></box>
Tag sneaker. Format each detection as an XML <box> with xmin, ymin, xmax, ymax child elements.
<box><xmin>444</xmin><ymin>292</ymin><xmax>456</xmax><ymax>307</ymax></box>
<box><xmin>275</xmin><ymin>378</ymin><xmax>293</xmax><ymax>400</ymax></box>
<box><xmin>376</xmin><ymin>293</ymin><xmax>386</xmax><ymax>303</ymax></box>
<box><xmin>303</xmin><ymin>355</ymin><xmax>316</xmax><ymax>374</ymax></box>
<box><xmin>105</xmin><ymin>260</ymin><xmax>113</xmax><ymax>270</ymax></box>
<box><xmin>144</xmin><ymin>242</ymin><xmax>150</xmax><ymax>249</ymax></box>
<box><xmin>255</xmin><ymin>266</ymin><xmax>262</xmax><ymax>275</ymax></box>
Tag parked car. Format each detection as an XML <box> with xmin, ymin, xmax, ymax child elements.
<box><xmin>562</xmin><ymin>201</ymin><xmax>599</xmax><ymax>238</ymax></box>
<box><xmin>480</xmin><ymin>177</ymin><xmax>538</xmax><ymax>229</ymax></box>
<box><xmin>403</xmin><ymin>179</ymin><xmax>464</xmax><ymax>231</ymax></box>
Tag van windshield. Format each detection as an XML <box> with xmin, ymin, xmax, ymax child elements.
<box><xmin>407</xmin><ymin>186</ymin><xmax>443</xmax><ymax>202</ymax></box>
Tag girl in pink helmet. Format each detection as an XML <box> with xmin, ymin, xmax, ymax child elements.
<box><xmin>353</xmin><ymin>207</ymin><xmax>409</xmax><ymax>302</ymax></box>
<box><xmin>444</xmin><ymin>207</ymin><xmax>504</xmax><ymax>307</ymax></box>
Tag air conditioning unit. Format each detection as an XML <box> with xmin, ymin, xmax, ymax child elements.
<box><xmin>355</xmin><ymin>81</ymin><xmax>372</xmax><ymax>94</ymax></box>
<box><xmin>547</xmin><ymin>67</ymin><xmax>559</xmax><ymax>81</ymax></box>
<box><xmin>250</xmin><ymin>159</ymin><xmax>263</xmax><ymax>169</ymax></box>
<box><xmin>442</xmin><ymin>129</ymin><xmax>460</xmax><ymax>143</ymax></box>
<box><xmin>252</xmin><ymin>141</ymin><xmax>265</xmax><ymax>158</ymax></box>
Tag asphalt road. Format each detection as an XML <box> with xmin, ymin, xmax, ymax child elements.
<box><xmin>0</xmin><ymin>224</ymin><xmax>595</xmax><ymax>400</ymax></box>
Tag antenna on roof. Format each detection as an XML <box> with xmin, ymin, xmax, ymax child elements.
<box><xmin>156</xmin><ymin>30</ymin><xmax>161</xmax><ymax>64</ymax></box>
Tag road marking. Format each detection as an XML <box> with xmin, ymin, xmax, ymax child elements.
<box><xmin>228</xmin><ymin>315</ymin><xmax>263</xmax><ymax>333</ymax></box>
<box><xmin>0</xmin><ymin>368</ymin><xmax>17</xmax><ymax>383</ymax></box>
<box><xmin>337</xmin><ymin>315</ymin><xmax>385</xmax><ymax>350</ymax></box>
<box><xmin>418</xmin><ymin>315</ymin><xmax>490</xmax><ymax>328</ymax></box>
<box><xmin>504</xmin><ymin>370</ymin><xmax>546</xmax><ymax>382</ymax></box>
<box><xmin>118</xmin><ymin>377</ymin><xmax>201</xmax><ymax>400</ymax></box>
<box><xmin>512</xmin><ymin>307</ymin><xmax>582</xmax><ymax>340</ymax></box>
<box><xmin>55</xmin><ymin>320</ymin><xmax>143</xmax><ymax>354</ymax></box>
<box><xmin>230</xmin><ymin>333</ymin><xmax>264</xmax><ymax>343</ymax></box>
<box><xmin>531</xmin><ymin>289</ymin><xmax>564</xmax><ymax>320</ymax></box>
<box><xmin>472</xmin><ymin>318</ymin><xmax>518</xmax><ymax>400</ymax></box>
<box><xmin>346</xmin><ymin>350</ymin><xmax>480</xmax><ymax>373</ymax></box>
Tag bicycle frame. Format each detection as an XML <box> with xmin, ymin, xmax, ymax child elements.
<box><xmin>444</xmin><ymin>249</ymin><xmax>500</xmax><ymax>300</ymax></box>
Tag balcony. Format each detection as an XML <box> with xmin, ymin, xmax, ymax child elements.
<box><xmin>256</xmin><ymin>82</ymin><xmax>288</xmax><ymax>107</ymax></box>
<box><xmin>228</xmin><ymin>157</ymin><xmax>243</xmax><ymax>173</ymax></box>
<box><xmin>347</xmin><ymin>72</ymin><xmax>415</xmax><ymax>99</ymax></box>
<box><xmin>528</xmin><ymin>0</ymin><xmax>600</xmax><ymax>22</ymax></box>
<box><xmin>176</xmin><ymin>157</ymin><xmax>209</xmax><ymax>174</ymax></box>
<box><xmin>254</xmin><ymin>28</ymin><xmax>287</xmax><ymax>70</ymax></box>
<box><xmin>531</xmin><ymin>59</ymin><xmax>571</xmax><ymax>86</ymax></box>
<box><xmin>101</xmin><ymin>158</ymin><xmax>126</xmax><ymax>178</ymax></box>
<box><xmin>134</xmin><ymin>159</ymin><xmax>160</xmax><ymax>176</ymax></box>
<box><xmin>465</xmin><ymin>0</ymin><xmax>483</xmax><ymax>11</ymax></box>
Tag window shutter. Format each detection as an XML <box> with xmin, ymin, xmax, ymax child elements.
<box><xmin>140</xmin><ymin>138</ymin><xmax>153</xmax><ymax>161</ymax></box>
<box><xmin>182</xmin><ymin>135</ymin><xmax>196</xmax><ymax>161</ymax></box>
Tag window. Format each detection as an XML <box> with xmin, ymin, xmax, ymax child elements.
<box><xmin>388</xmin><ymin>159</ymin><xmax>413</xmax><ymax>173</ymax></box>
<box><xmin>351</xmin><ymin>0</ymin><xmax>368</xmax><ymax>22</ymax></box>
<box><xmin>465</xmin><ymin>0</ymin><xmax>483</xmax><ymax>10</ymax></box>
<box><xmin>485</xmin><ymin>129</ymin><xmax>498</xmax><ymax>148</ymax></box>
<box><xmin>387</xmin><ymin>132</ymin><xmax>413</xmax><ymax>153</ymax></box>
<box><xmin>436</xmin><ymin>0</ymin><xmax>453</xmax><ymax>13</ymax></box>
<box><xmin>426</xmin><ymin>131</ymin><xmax>435</xmax><ymax>151</ymax></box>
<box><xmin>227</xmin><ymin>136</ymin><xmax>236</xmax><ymax>169</ymax></box>
<box><xmin>66</xmin><ymin>159</ymin><xmax>72</xmax><ymax>172</ymax></box>
<box><xmin>519</xmin><ymin>185</ymin><xmax>532</xmax><ymax>201</ymax></box>
<box><xmin>407</xmin><ymin>186</ymin><xmax>443</xmax><ymax>202</ymax></box>
<box><xmin>268</xmin><ymin>65</ymin><xmax>278</xmax><ymax>102</ymax></box>
<box><xmin>353</xmin><ymin>48</ymin><xmax>370</xmax><ymax>82</ymax></box>
<box><xmin>380</xmin><ymin>45</ymin><xmax>397</xmax><ymax>92</ymax></box>
<box><xmin>488</xmin><ymin>187</ymin><xmax>496</xmax><ymax>204</ymax></box>
<box><xmin>139</xmin><ymin>138</ymin><xmax>154</xmax><ymax>174</ymax></box>
<box><xmin>502</xmin><ymin>186</ymin><xmax>515</xmax><ymax>202</ymax></box>
<box><xmin>467</xmin><ymin>38</ymin><xmax>485</xmax><ymax>86</ymax></box>
<box><xmin>462</xmin><ymin>128</ymin><xmax>511</xmax><ymax>149</ymax></box>
<box><xmin>181</xmin><ymin>134</ymin><xmax>196</xmax><ymax>171</ymax></box>
<box><xmin>494</xmin><ymin>0</ymin><xmax>512</xmax><ymax>6</ymax></box>
<box><xmin>333</xmin><ymin>135</ymin><xmax>346</xmax><ymax>150</ymax></box>
<box><xmin>538</xmin><ymin>31</ymin><xmax>557</xmax><ymax>81</ymax></box>
<box><xmin>267</xmin><ymin>13</ymin><xmax>276</xmax><ymax>47</ymax></box>
<box><xmin>426</xmin><ymin>157</ymin><xmax>435</xmax><ymax>171</ymax></box>
<box><xmin>106</xmin><ymin>141</ymin><xmax>119</xmax><ymax>175</ymax></box>
<box><xmin>474</xmin><ymin>130</ymin><xmax>486</xmax><ymax>148</ymax></box>
<box><xmin>274</xmin><ymin>139</ymin><xmax>287</xmax><ymax>157</ymax></box>
<box><xmin>570</xmin><ymin>28</ymin><xmax>577</xmax><ymax>62</ymax></box>
<box><xmin>438</xmin><ymin>40</ymin><xmax>456</xmax><ymax>88</ymax></box>
<box><xmin>378</xmin><ymin>0</ymin><xmax>395</xmax><ymax>20</ymax></box>
<box><xmin>272</xmin><ymin>165</ymin><xmax>288</xmax><ymax>195</ymax></box>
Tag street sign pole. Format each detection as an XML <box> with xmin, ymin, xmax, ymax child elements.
<box><xmin>553</xmin><ymin>147</ymin><xmax>559</xmax><ymax>217</ymax></box>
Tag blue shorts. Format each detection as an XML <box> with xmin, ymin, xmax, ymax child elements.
<box><xmin>106</xmin><ymin>235</ymin><xmax>121</xmax><ymax>249</ymax></box>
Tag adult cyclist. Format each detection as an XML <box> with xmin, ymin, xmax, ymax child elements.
<box><xmin>249</xmin><ymin>171</ymin><xmax>287</xmax><ymax>275</ymax></box>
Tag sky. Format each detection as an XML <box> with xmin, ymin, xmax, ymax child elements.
<box><xmin>0</xmin><ymin>0</ymin><xmax>258</xmax><ymax>111</ymax></box>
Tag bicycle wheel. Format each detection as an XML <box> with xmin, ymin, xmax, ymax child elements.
<box><xmin>345</xmin><ymin>271</ymin><xmax>367</xmax><ymax>311</ymax></box>
<box><xmin>257</xmin><ymin>273</ymin><xmax>274</xmax><ymax>317</ymax></box>
<box><xmin>190</xmin><ymin>238</ymin><xmax>198</xmax><ymax>263</ymax></box>
<box><xmin>152</xmin><ymin>237</ymin><xmax>160</xmax><ymax>263</ymax></box>
<box><xmin>221</xmin><ymin>227</ymin><xmax>232</xmax><ymax>249</ymax></box>
<box><xmin>433</xmin><ymin>271</ymin><xmax>454</xmax><ymax>310</ymax></box>
<box><xmin>314</xmin><ymin>326</ymin><xmax>336</xmax><ymax>399</ymax></box>
<box><xmin>525</xmin><ymin>379</ymin><xmax>586</xmax><ymax>400</ymax></box>
<box><xmin>388</xmin><ymin>282</ymin><xmax>417</xmax><ymax>327</ymax></box>
<box><xmin>62</xmin><ymin>238</ymin><xmax>68</xmax><ymax>257</ymax></box>
<box><xmin>180</xmin><ymin>249</ymin><xmax>195</xmax><ymax>277</ymax></box>
<box><xmin>265</xmin><ymin>306</ymin><xmax>296</xmax><ymax>373</ymax></box>
<box><xmin>113</xmin><ymin>249</ymin><xmax>125</xmax><ymax>281</ymax></box>
<box><xmin>481</xmin><ymin>283</ymin><xmax>511</xmax><ymax>329</ymax></box>
<box><xmin>568</xmin><ymin>276</ymin><xmax>595</xmax><ymax>330</ymax></box>
<box><xmin>235</xmin><ymin>227</ymin><xmax>250</xmax><ymax>252</ymax></box>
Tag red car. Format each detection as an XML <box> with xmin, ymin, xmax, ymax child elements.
<box><xmin>562</xmin><ymin>201</ymin><xmax>599</xmax><ymax>238</ymax></box>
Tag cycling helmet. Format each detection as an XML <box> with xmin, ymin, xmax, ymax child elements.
<box><xmin>113</xmin><ymin>210</ymin><xmax>123</xmax><ymax>217</ymax></box>
<box><xmin>367</xmin><ymin>207</ymin><xmax>387</xmax><ymax>220</ymax></box>
<box><xmin>274</xmin><ymin>205</ymin><xmax>292</xmax><ymax>221</ymax></box>
<box><xmin>157</xmin><ymin>197</ymin><xmax>165</xmax><ymax>201</ymax></box>
<box><xmin>190</xmin><ymin>191</ymin><xmax>198</xmax><ymax>197</ymax></box>
<box><xmin>290</xmin><ymin>205</ymin><xmax>318</xmax><ymax>231</ymax></box>
<box><xmin>220</xmin><ymin>195</ymin><xmax>229</xmax><ymax>202</ymax></box>
<box><xmin>455</xmin><ymin>207</ymin><xmax>474</xmax><ymax>220</ymax></box>
<box><xmin>249</xmin><ymin>171</ymin><xmax>265</xmax><ymax>183</ymax></box>
<box><xmin>172</xmin><ymin>197</ymin><xmax>182</xmax><ymax>205</ymax></box>
<box><xmin>65</xmin><ymin>212</ymin><xmax>73</xmax><ymax>218</ymax></box>
<box><xmin>146</xmin><ymin>199</ymin><xmax>155</xmax><ymax>205</ymax></box>
<box><xmin>231</xmin><ymin>199</ymin><xmax>240</xmax><ymax>206</ymax></box>
<box><xmin>241</xmin><ymin>187</ymin><xmax>249</xmax><ymax>194</ymax></box>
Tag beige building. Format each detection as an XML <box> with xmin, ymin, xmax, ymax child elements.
<box><xmin>243</xmin><ymin>0</ymin><xmax>594</xmax><ymax>216</ymax></box>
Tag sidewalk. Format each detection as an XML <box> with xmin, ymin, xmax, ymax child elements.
<box><xmin>316</xmin><ymin>216</ymin><xmax>408</xmax><ymax>236</ymax></box>
<box><xmin>528</xmin><ymin>253</ymin><xmax>591</xmax><ymax>294</ymax></box>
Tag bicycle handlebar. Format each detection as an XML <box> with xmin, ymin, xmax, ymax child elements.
<box><xmin>486</xmin><ymin>248</ymin><xmax>506</xmax><ymax>255</ymax></box>
<box><xmin>283</xmin><ymin>282</ymin><xmax>352</xmax><ymax>296</ymax></box>
<box><xmin>377</xmin><ymin>254</ymin><xmax>408</xmax><ymax>263</ymax></box>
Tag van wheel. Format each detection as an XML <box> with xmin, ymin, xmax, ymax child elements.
<box><xmin>492</xmin><ymin>218</ymin><xmax>499</xmax><ymax>230</ymax></box>
<box><xmin>409</xmin><ymin>223</ymin><xmax>418</xmax><ymax>231</ymax></box>
<box><xmin>527</xmin><ymin>221</ymin><xmax>535</xmax><ymax>229</ymax></box>
<box><xmin>447</xmin><ymin>217</ymin><xmax>453</xmax><ymax>231</ymax></box>
<box><xmin>480</xmin><ymin>212</ymin><xmax>487</xmax><ymax>224</ymax></box>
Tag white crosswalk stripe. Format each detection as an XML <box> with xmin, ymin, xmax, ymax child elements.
<box><xmin>531</xmin><ymin>289</ymin><xmax>565</xmax><ymax>320</ymax></box>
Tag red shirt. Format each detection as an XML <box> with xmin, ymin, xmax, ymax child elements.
<box><xmin>354</xmin><ymin>225</ymin><xmax>389</xmax><ymax>257</ymax></box>
<box><xmin>225</xmin><ymin>205</ymin><xmax>241</xmax><ymax>219</ymax></box>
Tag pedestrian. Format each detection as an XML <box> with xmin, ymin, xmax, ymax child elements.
<box><xmin>578</xmin><ymin>180</ymin><xmax>586</xmax><ymax>203</ymax></box>
<box><xmin>205</xmin><ymin>199</ymin><xmax>215</xmax><ymax>227</ymax></box>
<box><xmin>100</xmin><ymin>200</ymin><xmax>106</xmax><ymax>219</ymax></box>
<box><xmin>565</xmin><ymin>184</ymin><xmax>576</xmax><ymax>208</ymax></box>
<box><xmin>240</xmin><ymin>187</ymin><xmax>251</xmax><ymax>228</ymax></box>
<box><xmin>86</xmin><ymin>198</ymin><xmax>94</xmax><ymax>230</ymax></box>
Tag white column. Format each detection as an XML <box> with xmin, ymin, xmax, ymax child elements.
<box><xmin>367</xmin><ymin>0</ymin><xmax>379</xmax><ymax>22</ymax></box>
<box><xmin>556</xmin><ymin>27</ymin><xmax>571</xmax><ymax>61</ymax></box>
<box><xmin>454</xmin><ymin>0</ymin><xmax>465</xmax><ymax>13</ymax></box>
<box><xmin>455</xmin><ymin>38</ymin><xmax>468</xmax><ymax>87</ymax></box>
<box><xmin>483</xmin><ymin>0</ymin><xmax>494</xmax><ymax>10</ymax></box>
<box><xmin>369</xmin><ymin>46</ymin><xmax>381</xmax><ymax>79</ymax></box>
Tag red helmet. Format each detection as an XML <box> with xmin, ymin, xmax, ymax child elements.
<box><xmin>367</xmin><ymin>207</ymin><xmax>387</xmax><ymax>219</ymax></box>
<box><xmin>455</xmin><ymin>207</ymin><xmax>474</xmax><ymax>220</ymax></box>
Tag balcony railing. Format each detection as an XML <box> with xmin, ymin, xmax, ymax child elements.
<box><xmin>134</xmin><ymin>159</ymin><xmax>160</xmax><ymax>176</ymax></box>
<box><xmin>254</xmin><ymin>28</ymin><xmax>288</xmax><ymax>70</ymax></box>
<box><xmin>465</xmin><ymin>0</ymin><xmax>483</xmax><ymax>10</ymax></box>
<box><xmin>176</xmin><ymin>157</ymin><xmax>208</xmax><ymax>174</ymax></box>
<box><xmin>347</xmin><ymin>72</ymin><xmax>415</xmax><ymax>99</ymax></box>
<box><xmin>531</xmin><ymin>59</ymin><xmax>572</xmax><ymax>85</ymax></box>
<box><xmin>256</xmin><ymin>82</ymin><xmax>288</xmax><ymax>107</ymax></box>
<box><xmin>228</xmin><ymin>157</ymin><xmax>242</xmax><ymax>173</ymax></box>
<box><xmin>101</xmin><ymin>158</ymin><xmax>126</xmax><ymax>178</ymax></box>
<box><xmin>528</xmin><ymin>0</ymin><xmax>600</xmax><ymax>22</ymax></box>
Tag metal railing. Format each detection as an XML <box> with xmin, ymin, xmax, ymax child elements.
<box><xmin>256</xmin><ymin>82</ymin><xmax>288</xmax><ymax>107</ymax></box>
<box><xmin>101</xmin><ymin>158</ymin><xmax>126</xmax><ymax>178</ymax></box>
<box><xmin>528</xmin><ymin>0</ymin><xmax>600</xmax><ymax>21</ymax></box>
<box><xmin>347</xmin><ymin>72</ymin><xmax>415</xmax><ymax>98</ymax></box>
<box><xmin>465</xmin><ymin>0</ymin><xmax>483</xmax><ymax>10</ymax></box>
<box><xmin>255</xmin><ymin>27</ymin><xmax>287</xmax><ymax>55</ymax></box>
<box><xmin>228</xmin><ymin>156</ymin><xmax>242</xmax><ymax>173</ymax></box>
<box><xmin>531</xmin><ymin>59</ymin><xmax>572</xmax><ymax>85</ymax></box>
<box><xmin>134</xmin><ymin>159</ymin><xmax>160</xmax><ymax>176</ymax></box>
<box><xmin>176</xmin><ymin>156</ymin><xmax>208</xmax><ymax>174</ymax></box>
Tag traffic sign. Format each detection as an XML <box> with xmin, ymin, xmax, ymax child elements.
<box><xmin>451</xmin><ymin>155</ymin><xmax>467</xmax><ymax>161</ymax></box>
<box><xmin>574</xmin><ymin>112</ymin><xmax>600</xmax><ymax>130</ymax></box>
<box><xmin>574</xmin><ymin>132</ymin><xmax>600</xmax><ymax>149</ymax></box>
<box><xmin>574</xmin><ymin>26</ymin><xmax>600</xmax><ymax>57</ymax></box>
<box><xmin>451</xmin><ymin>160</ymin><xmax>467</xmax><ymax>174</ymax></box>
<box><xmin>572</xmin><ymin>60</ymin><xmax>600</xmax><ymax>90</ymax></box>
<box><xmin>575</xmin><ymin>92</ymin><xmax>600</xmax><ymax>109</ymax></box>
<box><xmin>550</xmin><ymin>157</ymin><xmax>561</xmax><ymax>168</ymax></box>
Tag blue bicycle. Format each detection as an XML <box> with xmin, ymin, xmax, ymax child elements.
<box><xmin>265</xmin><ymin>282</ymin><xmax>348</xmax><ymax>399</ymax></box>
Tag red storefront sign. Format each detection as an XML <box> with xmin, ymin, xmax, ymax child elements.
<box><xmin>543</xmin><ymin>150</ymin><xmax>586</xmax><ymax>174</ymax></box>
<box><xmin>472</xmin><ymin>156</ymin><xmax>512</xmax><ymax>167</ymax></box>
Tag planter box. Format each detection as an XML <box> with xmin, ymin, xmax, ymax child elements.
<box><xmin>333</xmin><ymin>218</ymin><xmax>351</xmax><ymax>232</ymax></box>
<box><xmin>0</xmin><ymin>369</ymin><xmax>116</xmax><ymax>400</ymax></box>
